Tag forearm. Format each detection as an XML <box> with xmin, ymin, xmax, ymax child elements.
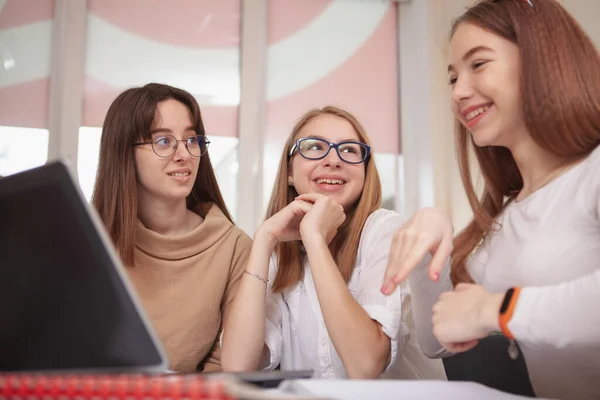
<box><xmin>509</xmin><ymin>269</ymin><xmax>600</xmax><ymax>348</ymax></box>
<box><xmin>408</xmin><ymin>255</ymin><xmax>454</xmax><ymax>358</ymax></box>
<box><xmin>221</xmin><ymin>233</ymin><xmax>273</xmax><ymax>371</ymax></box>
<box><xmin>304</xmin><ymin>237</ymin><xmax>390</xmax><ymax>378</ymax></box>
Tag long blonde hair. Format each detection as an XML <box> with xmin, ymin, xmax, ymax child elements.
<box><xmin>266</xmin><ymin>106</ymin><xmax>383</xmax><ymax>292</ymax></box>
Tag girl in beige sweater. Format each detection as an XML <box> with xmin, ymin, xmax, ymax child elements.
<box><xmin>92</xmin><ymin>83</ymin><xmax>252</xmax><ymax>373</ymax></box>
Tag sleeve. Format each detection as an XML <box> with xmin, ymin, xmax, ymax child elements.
<box><xmin>509</xmin><ymin>268</ymin><xmax>600</xmax><ymax>348</ymax></box>
<box><xmin>262</xmin><ymin>255</ymin><xmax>285</xmax><ymax>371</ymax></box>
<box><xmin>352</xmin><ymin>210</ymin><xmax>406</xmax><ymax>371</ymax></box>
<box><xmin>509</xmin><ymin>148</ymin><xmax>600</xmax><ymax>347</ymax></box>
<box><xmin>202</xmin><ymin>231</ymin><xmax>252</xmax><ymax>371</ymax></box>
<box><xmin>407</xmin><ymin>254</ymin><xmax>454</xmax><ymax>359</ymax></box>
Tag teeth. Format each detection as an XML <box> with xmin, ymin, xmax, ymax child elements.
<box><xmin>466</xmin><ymin>105</ymin><xmax>489</xmax><ymax>121</ymax></box>
<box><xmin>316</xmin><ymin>178</ymin><xmax>344</xmax><ymax>185</ymax></box>
<box><xmin>169</xmin><ymin>172</ymin><xmax>190</xmax><ymax>177</ymax></box>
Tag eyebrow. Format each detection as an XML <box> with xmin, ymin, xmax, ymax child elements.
<box><xmin>305</xmin><ymin>135</ymin><xmax>359</xmax><ymax>142</ymax></box>
<box><xmin>150</xmin><ymin>126</ymin><xmax>195</xmax><ymax>135</ymax></box>
<box><xmin>447</xmin><ymin>45</ymin><xmax>494</xmax><ymax>73</ymax></box>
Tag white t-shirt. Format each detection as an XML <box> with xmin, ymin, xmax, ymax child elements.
<box><xmin>409</xmin><ymin>145</ymin><xmax>600</xmax><ymax>400</ymax></box>
<box><xmin>263</xmin><ymin>209</ymin><xmax>429</xmax><ymax>379</ymax></box>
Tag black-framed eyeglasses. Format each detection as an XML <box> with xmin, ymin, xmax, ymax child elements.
<box><xmin>289</xmin><ymin>137</ymin><xmax>371</xmax><ymax>164</ymax></box>
<box><xmin>132</xmin><ymin>135</ymin><xmax>210</xmax><ymax>158</ymax></box>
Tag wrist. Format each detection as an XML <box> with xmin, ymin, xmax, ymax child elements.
<box><xmin>254</xmin><ymin>227</ymin><xmax>278</xmax><ymax>252</ymax></box>
<box><xmin>301</xmin><ymin>231</ymin><xmax>327</xmax><ymax>250</ymax></box>
<box><xmin>481</xmin><ymin>292</ymin><xmax>504</xmax><ymax>333</ymax></box>
<box><xmin>498</xmin><ymin>287</ymin><xmax>522</xmax><ymax>339</ymax></box>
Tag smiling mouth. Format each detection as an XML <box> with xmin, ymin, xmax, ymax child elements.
<box><xmin>465</xmin><ymin>104</ymin><xmax>491</xmax><ymax>121</ymax></box>
<box><xmin>314</xmin><ymin>178</ymin><xmax>345</xmax><ymax>185</ymax></box>
<box><xmin>168</xmin><ymin>172</ymin><xmax>191</xmax><ymax>177</ymax></box>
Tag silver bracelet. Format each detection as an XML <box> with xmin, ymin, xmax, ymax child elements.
<box><xmin>244</xmin><ymin>270</ymin><xmax>268</xmax><ymax>285</ymax></box>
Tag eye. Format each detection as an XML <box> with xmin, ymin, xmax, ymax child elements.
<box><xmin>154</xmin><ymin>136</ymin><xmax>170</xmax><ymax>147</ymax></box>
<box><xmin>472</xmin><ymin>60</ymin><xmax>488</xmax><ymax>70</ymax></box>
<box><xmin>448</xmin><ymin>75</ymin><xmax>458</xmax><ymax>85</ymax></box>
<box><xmin>306</xmin><ymin>141</ymin><xmax>324</xmax><ymax>150</ymax></box>
<box><xmin>340</xmin><ymin>145</ymin><xmax>358</xmax><ymax>154</ymax></box>
<box><xmin>186</xmin><ymin>136</ymin><xmax>199</xmax><ymax>145</ymax></box>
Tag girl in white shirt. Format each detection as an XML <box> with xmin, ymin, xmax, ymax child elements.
<box><xmin>221</xmin><ymin>106</ymin><xmax>412</xmax><ymax>379</ymax></box>
<box><xmin>381</xmin><ymin>1</ymin><xmax>600</xmax><ymax>399</ymax></box>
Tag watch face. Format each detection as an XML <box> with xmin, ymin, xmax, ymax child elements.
<box><xmin>500</xmin><ymin>288</ymin><xmax>515</xmax><ymax>314</ymax></box>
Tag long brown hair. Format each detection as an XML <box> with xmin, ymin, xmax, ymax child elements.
<box><xmin>92</xmin><ymin>83</ymin><xmax>233</xmax><ymax>266</ymax></box>
<box><xmin>450</xmin><ymin>0</ymin><xmax>600</xmax><ymax>285</ymax></box>
<box><xmin>266</xmin><ymin>106</ymin><xmax>382</xmax><ymax>293</ymax></box>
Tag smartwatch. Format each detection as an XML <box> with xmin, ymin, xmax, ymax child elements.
<box><xmin>499</xmin><ymin>287</ymin><xmax>522</xmax><ymax>340</ymax></box>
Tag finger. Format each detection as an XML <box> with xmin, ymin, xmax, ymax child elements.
<box><xmin>428</xmin><ymin>237</ymin><xmax>452</xmax><ymax>282</ymax></box>
<box><xmin>295</xmin><ymin>193</ymin><xmax>321</xmax><ymax>203</ymax></box>
<box><xmin>290</xmin><ymin>199</ymin><xmax>313</xmax><ymax>215</ymax></box>
<box><xmin>392</xmin><ymin>235</ymin><xmax>432</xmax><ymax>284</ymax></box>
<box><xmin>446</xmin><ymin>340</ymin><xmax>479</xmax><ymax>353</ymax></box>
<box><xmin>437</xmin><ymin>291</ymin><xmax>453</xmax><ymax>302</ymax></box>
<box><xmin>337</xmin><ymin>212</ymin><xmax>346</xmax><ymax>227</ymax></box>
<box><xmin>381</xmin><ymin>232</ymin><xmax>404</xmax><ymax>295</ymax></box>
<box><xmin>382</xmin><ymin>229</ymin><xmax>414</xmax><ymax>290</ymax></box>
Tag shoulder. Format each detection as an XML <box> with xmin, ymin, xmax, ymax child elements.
<box><xmin>573</xmin><ymin>144</ymin><xmax>600</xmax><ymax>217</ymax></box>
<box><xmin>200</xmin><ymin>202</ymin><xmax>253</xmax><ymax>252</ymax></box>
<box><xmin>357</xmin><ymin>208</ymin><xmax>404</xmax><ymax>253</ymax></box>
<box><xmin>362</xmin><ymin>208</ymin><xmax>404</xmax><ymax>236</ymax></box>
<box><xmin>582</xmin><ymin>144</ymin><xmax>600</xmax><ymax>182</ymax></box>
<box><xmin>230</xmin><ymin>226</ymin><xmax>253</xmax><ymax>253</ymax></box>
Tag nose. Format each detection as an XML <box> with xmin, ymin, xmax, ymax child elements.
<box><xmin>321</xmin><ymin>145</ymin><xmax>342</xmax><ymax>168</ymax></box>
<box><xmin>451</xmin><ymin>74</ymin><xmax>474</xmax><ymax>105</ymax></box>
<box><xmin>172</xmin><ymin>140</ymin><xmax>190</xmax><ymax>162</ymax></box>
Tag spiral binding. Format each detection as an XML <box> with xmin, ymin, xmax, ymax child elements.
<box><xmin>0</xmin><ymin>374</ymin><xmax>235</xmax><ymax>400</ymax></box>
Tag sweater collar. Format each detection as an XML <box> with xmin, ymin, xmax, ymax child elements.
<box><xmin>135</xmin><ymin>203</ymin><xmax>234</xmax><ymax>260</ymax></box>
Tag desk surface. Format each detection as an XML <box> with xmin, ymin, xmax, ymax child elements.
<box><xmin>277</xmin><ymin>380</ymin><xmax>549</xmax><ymax>400</ymax></box>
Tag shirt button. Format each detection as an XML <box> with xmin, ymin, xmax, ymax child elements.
<box><xmin>321</xmin><ymin>338</ymin><xmax>327</xmax><ymax>345</ymax></box>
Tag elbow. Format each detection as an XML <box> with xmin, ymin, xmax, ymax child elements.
<box><xmin>416</xmin><ymin>332</ymin><xmax>447</xmax><ymax>359</ymax></box>
<box><xmin>220</xmin><ymin>342</ymin><xmax>264</xmax><ymax>373</ymax></box>
<box><xmin>347</xmin><ymin>366</ymin><xmax>384</xmax><ymax>380</ymax></box>
<box><xmin>222</xmin><ymin>363</ymin><xmax>255</xmax><ymax>373</ymax></box>
<box><xmin>221</xmin><ymin>354</ymin><xmax>256</xmax><ymax>373</ymax></box>
<box><xmin>420</xmin><ymin>341</ymin><xmax>449</xmax><ymax>359</ymax></box>
<box><xmin>345</xmin><ymin>354</ymin><xmax>389</xmax><ymax>379</ymax></box>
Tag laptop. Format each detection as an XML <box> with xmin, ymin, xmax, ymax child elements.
<box><xmin>0</xmin><ymin>160</ymin><xmax>167</xmax><ymax>373</ymax></box>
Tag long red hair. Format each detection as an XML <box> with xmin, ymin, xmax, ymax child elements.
<box><xmin>450</xmin><ymin>0</ymin><xmax>600</xmax><ymax>285</ymax></box>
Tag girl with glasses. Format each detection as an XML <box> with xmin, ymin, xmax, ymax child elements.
<box><xmin>221</xmin><ymin>106</ymin><xmax>441</xmax><ymax>379</ymax></box>
<box><xmin>381</xmin><ymin>1</ymin><xmax>600</xmax><ymax>398</ymax></box>
<box><xmin>92</xmin><ymin>83</ymin><xmax>252</xmax><ymax>373</ymax></box>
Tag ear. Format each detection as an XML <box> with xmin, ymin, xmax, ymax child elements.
<box><xmin>287</xmin><ymin>160</ymin><xmax>294</xmax><ymax>186</ymax></box>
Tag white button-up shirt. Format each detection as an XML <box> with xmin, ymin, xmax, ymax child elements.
<box><xmin>262</xmin><ymin>209</ymin><xmax>410</xmax><ymax>378</ymax></box>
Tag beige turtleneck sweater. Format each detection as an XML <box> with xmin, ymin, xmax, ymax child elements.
<box><xmin>127</xmin><ymin>203</ymin><xmax>252</xmax><ymax>373</ymax></box>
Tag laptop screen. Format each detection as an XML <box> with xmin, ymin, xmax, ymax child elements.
<box><xmin>0</xmin><ymin>162</ymin><xmax>165</xmax><ymax>372</ymax></box>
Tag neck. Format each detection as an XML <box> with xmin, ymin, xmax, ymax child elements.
<box><xmin>509</xmin><ymin>136</ymin><xmax>576</xmax><ymax>200</ymax></box>
<box><xmin>137</xmin><ymin>191</ymin><xmax>201</xmax><ymax>235</ymax></box>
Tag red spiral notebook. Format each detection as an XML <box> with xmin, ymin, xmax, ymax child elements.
<box><xmin>0</xmin><ymin>374</ymin><xmax>235</xmax><ymax>400</ymax></box>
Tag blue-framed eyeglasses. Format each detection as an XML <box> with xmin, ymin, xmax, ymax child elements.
<box><xmin>288</xmin><ymin>137</ymin><xmax>371</xmax><ymax>164</ymax></box>
<box><xmin>490</xmin><ymin>0</ymin><xmax>533</xmax><ymax>7</ymax></box>
<box><xmin>133</xmin><ymin>134</ymin><xmax>210</xmax><ymax>158</ymax></box>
